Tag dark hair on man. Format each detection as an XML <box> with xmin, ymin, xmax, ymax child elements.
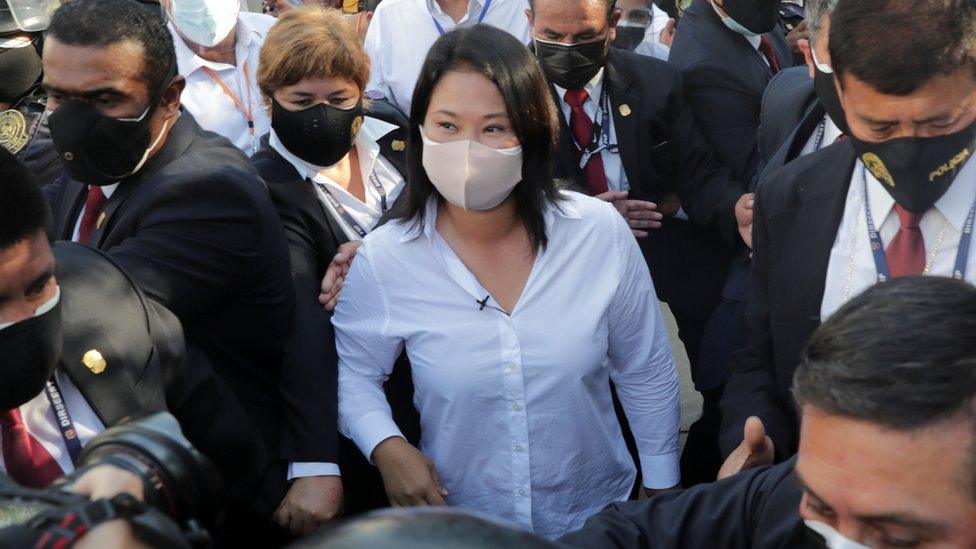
<box><xmin>46</xmin><ymin>0</ymin><xmax>176</xmax><ymax>97</ymax></box>
<box><xmin>0</xmin><ymin>147</ymin><xmax>50</xmax><ymax>249</ymax></box>
<box><xmin>830</xmin><ymin>0</ymin><xmax>976</xmax><ymax>95</ymax></box>
<box><xmin>793</xmin><ymin>276</ymin><xmax>976</xmax><ymax>499</ymax></box>
<box><xmin>527</xmin><ymin>0</ymin><xmax>617</xmax><ymax>20</ymax></box>
<box><xmin>360</xmin><ymin>0</ymin><xmax>382</xmax><ymax>12</ymax></box>
<box><xmin>398</xmin><ymin>25</ymin><xmax>561</xmax><ymax>250</ymax></box>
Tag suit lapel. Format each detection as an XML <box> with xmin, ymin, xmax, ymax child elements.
<box><xmin>549</xmin><ymin>84</ymin><xmax>581</xmax><ymax>187</ymax></box>
<box><xmin>763</xmin><ymin>102</ymin><xmax>827</xmax><ymax>180</ymax></box>
<box><xmin>55</xmin><ymin>178</ymin><xmax>87</xmax><ymax>240</ymax></box>
<box><xmin>605</xmin><ymin>55</ymin><xmax>642</xmax><ymax>190</ymax></box>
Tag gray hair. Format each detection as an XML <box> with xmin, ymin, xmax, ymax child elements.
<box><xmin>805</xmin><ymin>0</ymin><xmax>839</xmax><ymax>46</ymax></box>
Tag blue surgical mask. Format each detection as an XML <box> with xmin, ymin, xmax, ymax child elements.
<box><xmin>805</xmin><ymin>520</ymin><xmax>873</xmax><ymax>549</ymax></box>
<box><xmin>721</xmin><ymin>15</ymin><xmax>761</xmax><ymax>37</ymax></box>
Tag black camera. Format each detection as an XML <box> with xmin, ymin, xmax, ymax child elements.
<box><xmin>0</xmin><ymin>412</ymin><xmax>223</xmax><ymax>548</ymax></box>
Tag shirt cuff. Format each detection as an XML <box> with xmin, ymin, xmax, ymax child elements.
<box><xmin>639</xmin><ymin>451</ymin><xmax>681</xmax><ymax>489</ymax></box>
<box><xmin>287</xmin><ymin>462</ymin><xmax>341</xmax><ymax>481</ymax></box>
<box><xmin>350</xmin><ymin>409</ymin><xmax>406</xmax><ymax>464</ymax></box>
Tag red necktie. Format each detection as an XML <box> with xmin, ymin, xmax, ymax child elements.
<box><xmin>886</xmin><ymin>205</ymin><xmax>926</xmax><ymax>277</ymax></box>
<box><xmin>77</xmin><ymin>185</ymin><xmax>108</xmax><ymax>245</ymax></box>
<box><xmin>1</xmin><ymin>408</ymin><xmax>64</xmax><ymax>488</ymax></box>
<box><xmin>759</xmin><ymin>34</ymin><xmax>781</xmax><ymax>74</ymax></box>
<box><xmin>564</xmin><ymin>89</ymin><xmax>609</xmax><ymax>195</ymax></box>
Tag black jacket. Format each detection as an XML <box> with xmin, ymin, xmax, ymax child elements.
<box><xmin>53</xmin><ymin>242</ymin><xmax>279</xmax><ymax>516</ymax></box>
<box><xmin>44</xmin><ymin>113</ymin><xmax>307</xmax><ymax>505</ymax></box>
<box><xmin>719</xmin><ymin>142</ymin><xmax>857</xmax><ymax>458</ymax></box>
<box><xmin>668</xmin><ymin>0</ymin><xmax>793</xmax><ymax>182</ymax></box>
<box><xmin>552</xmin><ymin>48</ymin><xmax>742</xmax><ymax>320</ymax></box>
<box><xmin>559</xmin><ymin>458</ymin><xmax>811</xmax><ymax>548</ymax></box>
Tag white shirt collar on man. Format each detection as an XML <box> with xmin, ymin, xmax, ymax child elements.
<box><xmin>269</xmin><ymin>116</ymin><xmax>404</xmax><ymax>241</ymax></box>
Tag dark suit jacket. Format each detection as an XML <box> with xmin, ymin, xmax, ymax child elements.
<box><xmin>719</xmin><ymin>142</ymin><xmax>857</xmax><ymax>458</ymax></box>
<box><xmin>44</xmin><ymin>113</ymin><xmax>319</xmax><ymax>484</ymax></box>
<box><xmin>669</xmin><ymin>0</ymin><xmax>793</xmax><ymax>183</ymax></box>
<box><xmin>559</xmin><ymin>458</ymin><xmax>809</xmax><ymax>548</ymax></box>
<box><xmin>552</xmin><ymin>48</ymin><xmax>742</xmax><ymax>318</ymax></box>
<box><xmin>53</xmin><ymin>242</ymin><xmax>282</xmax><ymax>516</ymax></box>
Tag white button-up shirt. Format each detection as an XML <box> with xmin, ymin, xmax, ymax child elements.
<box><xmin>268</xmin><ymin>116</ymin><xmax>406</xmax><ymax>241</ymax></box>
<box><xmin>821</xmin><ymin>158</ymin><xmax>976</xmax><ymax>320</ymax></box>
<box><xmin>335</xmin><ymin>191</ymin><xmax>680</xmax><ymax>539</ymax></box>
<box><xmin>552</xmin><ymin>69</ymin><xmax>627</xmax><ymax>193</ymax></box>
<box><xmin>170</xmin><ymin>12</ymin><xmax>274</xmax><ymax>155</ymax></box>
<box><xmin>799</xmin><ymin>115</ymin><xmax>844</xmax><ymax>157</ymax></box>
<box><xmin>364</xmin><ymin>0</ymin><xmax>531</xmax><ymax>114</ymax></box>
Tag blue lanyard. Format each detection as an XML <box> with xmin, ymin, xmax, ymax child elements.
<box><xmin>310</xmin><ymin>167</ymin><xmax>388</xmax><ymax>240</ymax></box>
<box><xmin>429</xmin><ymin>0</ymin><xmax>492</xmax><ymax>35</ymax></box>
<box><xmin>43</xmin><ymin>378</ymin><xmax>84</xmax><ymax>466</ymax></box>
<box><xmin>575</xmin><ymin>84</ymin><xmax>617</xmax><ymax>171</ymax></box>
<box><xmin>861</xmin><ymin>166</ymin><xmax>976</xmax><ymax>282</ymax></box>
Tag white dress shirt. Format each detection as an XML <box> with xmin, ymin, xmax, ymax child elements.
<box><xmin>821</xmin><ymin>159</ymin><xmax>976</xmax><ymax>320</ymax></box>
<box><xmin>170</xmin><ymin>12</ymin><xmax>274</xmax><ymax>155</ymax></box>
<box><xmin>799</xmin><ymin>114</ymin><xmax>843</xmax><ymax>157</ymax></box>
<box><xmin>553</xmin><ymin>69</ymin><xmax>628</xmax><ymax>193</ymax></box>
<box><xmin>335</xmin><ymin>191</ymin><xmax>680</xmax><ymax>539</ymax></box>
<box><xmin>364</xmin><ymin>0</ymin><xmax>530</xmax><ymax>113</ymax></box>
<box><xmin>268</xmin><ymin>116</ymin><xmax>406</xmax><ymax>241</ymax></box>
<box><xmin>71</xmin><ymin>183</ymin><xmax>119</xmax><ymax>242</ymax></box>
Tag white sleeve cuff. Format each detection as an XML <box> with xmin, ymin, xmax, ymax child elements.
<box><xmin>350</xmin><ymin>409</ymin><xmax>406</xmax><ymax>464</ymax></box>
<box><xmin>287</xmin><ymin>462</ymin><xmax>341</xmax><ymax>481</ymax></box>
<box><xmin>639</xmin><ymin>451</ymin><xmax>681</xmax><ymax>489</ymax></box>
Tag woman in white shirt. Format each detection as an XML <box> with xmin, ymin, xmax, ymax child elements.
<box><xmin>335</xmin><ymin>25</ymin><xmax>681</xmax><ymax>539</ymax></box>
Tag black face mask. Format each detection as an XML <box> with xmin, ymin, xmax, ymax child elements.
<box><xmin>722</xmin><ymin>0</ymin><xmax>779</xmax><ymax>35</ymax></box>
<box><xmin>614</xmin><ymin>24</ymin><xmax>647</xmax><ymax>51</ymax></box>
<box><xmin>0</xmin><ymin>299</ymin><xmax>63</xmax><ymax>410</ymax></box>
<box><xmin>534</xmin><ymin>37</ymin><xmax>608</xmax><ymax>91</ymax></box>
<box><xmin>849</xmin><ymin>121</ymin><xmax>976</xmax><ymax>214</ymax></box>
<box><xmin>813</xmin><ymin>66</ymin><xmax>850</xmax><ymax>136</ymax></box>
<box><xmin>0</xmin><ymin>38</ymin><xmax>42</xmax><ymax>105</ymax></box>
<box><xmin>48</xmin><ymin>65</ymin><xmax>174</xmax><ymax>186</ymax></box>
<box><xmin>271</xmin><ymin>98</ymin><xmax>365</xmax><ymax>168</ymax></box>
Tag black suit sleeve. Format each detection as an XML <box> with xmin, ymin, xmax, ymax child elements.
<box><xmin>558</xmin><ymin>461</ymin><xmax>797</xmax><ymax>548</ymax></box>
<box><xmin>269</xmin><ymin>185</ymin><xmax>340</xmax><ymax>464</ymax></box>
<box><xmin>145</xmin><ymin>297</ymin><xmax>288</xmax><ymax>518</ymax></box>
<box><xmin>718</xmin><ymin>183</ymin><xmax>796</xmax><ymax>458</ymax></box>
<box><xmin>665</xmin><ymin>67</ymin><xmax>747</xmax><ymax>247</ymax></box>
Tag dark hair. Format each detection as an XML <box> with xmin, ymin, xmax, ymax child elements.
<box><xmin>398</xmin><ymin>25</ymin><xmax>561</xmax><ymax>250</ymax></box>
<box><xmin>527</xmin><ymin>0</ymin><xmax>617</xmax><ymax>20</ymax></box>
<box><xmin>360</xmin><ymin>0</ymin><xmax>382</xmax><ymax>12</ymax></box>
<box><xmin>0</xmin><ymin>147</ymin><xmax>50</xmax><ymax>249</ymax></box>
<box><xmin>47</xmin><ymin>0</ymin><xmax>176</xmax><ymax>96</ymax></box>
<box><xmin>793</xmin><ymin>276</ymin><xmax>976</xmax><ymax>499</ymax></box>
<box><xmin>830</xmin><ymin>0</ymin><xmax>976</xmax><ymax>95</ymax></box>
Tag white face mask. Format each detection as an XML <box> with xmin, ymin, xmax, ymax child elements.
<box><xmin>805</xmin><ymin>520</ymin><xmax>873</xmax><ymax>549</ymax></box>
<box><xmin>420</xmin><ymin>126</ymin><xmax>523</xmax><ymax>211</ymax></box>
<box><xmin>0</xmin><ymin>286</ymin><xmax>61</xmax><ymax>331</ymax></box>
<box><xmin>169</xmin><ymin>0</ymin><xmax>240</xmax><ymax>48</ymax></box>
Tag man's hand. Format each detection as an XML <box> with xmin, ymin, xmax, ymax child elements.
<box><xmin>659</xmin><ymin>18</ymin><xmax>677</xmax><ymax>47</ymax></box>
<box><xmin>717</xmin><ymin>416</ymin><xmax>775</xmax><ymax>480</ymax></box>
<box><xmin>318</xmin><ymin>241</ymin><xmax>363</xmax><ymax>311</ymax></box>
<box><xmin>75</xmin><ymin>520</ymin><xmax>151</xmax><ymax>549</ymax></box>
<box><xmin>273</xmin><ymin>476</ymin><xmax>344</xmax><ymax>536</ymax></box>
<box><xmin>735</xmin><ymin>193</ymin><xmax>755</xmax><ymax>249</ymax></box>
<box><xmin>786</xmin><ymin>20</ymin><xmax>809</xmax><ymax>57</ymax></box>
<box><xmin>68</xmin><ymin>465</ymin><xmax>144</xmax><ymax>502</ymax></box>
<box><xmin>372</xmin><ymin>437</ymin><xmax>449</xmax><ymax>507</ymax></box>
<box><xmin>595</xmin><ymin>190</ymin><xmax>664</xmax><ymax>238</ymax></box>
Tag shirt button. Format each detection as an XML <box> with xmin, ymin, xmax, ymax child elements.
<box><xmin>515</xmin><ymin>444</ymin><xmax>523</xmax><ymax>452</ymax></box>
<box><xmin>512</xmin><ymin>402</ymin><xmax>522</xmax><ymax>411</ymax></box>
<box><xmin>517</xmin><ymin>488</ymin><xmax>526</xmax><ymax>496</ymax></box>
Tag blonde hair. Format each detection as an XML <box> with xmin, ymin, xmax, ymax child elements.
<box><xmin>257</xmin><ymin>6</ymin><xmax>370</xmax><ymax>105</ymax></box>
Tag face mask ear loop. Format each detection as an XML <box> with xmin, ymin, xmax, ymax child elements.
<box><xmin>128</xmin><ymin>116</ymin><xmax>172</xmax><ymax>177</ymax></box>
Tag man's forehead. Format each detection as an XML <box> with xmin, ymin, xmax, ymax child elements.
<box><xmin>42</xmin><ymin>37</ymin><xmax>146</xmax><ymax>92</ymax></box>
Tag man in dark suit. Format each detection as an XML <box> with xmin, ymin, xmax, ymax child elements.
<box><xmin>718</xmin><ymin>0</ymin><xmax>976</xmax><ymax>477</ymax></box>
<box><xmin>0</xmin><ymin>147</ymin><xmax>273</xmax><ymax>530</ymax></box>
<box><xmin>561</xmin><ymin>277</ymin><xmax>976</xmax><ymax>548</ymax></box>
<box><xmin>527</xmin><ymin>0</ymin><xmax>750</xmax><ymax>485</ymax></box>
<box><xmin>38</xmin><ymin>0</ymin><xmax>338</xmax><ymax>535</ymax></box>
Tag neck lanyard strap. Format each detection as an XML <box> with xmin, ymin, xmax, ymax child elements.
<box><xmin>43</xmin><ymin>378</ymin><xmax>83</xmax><ymax>466</ymax></box>
<box><xmin>862</xmin><ymin>166</ymin><xmax>976</xmax><ymax>282</ymax></box>
<box><xmin>576</xmin><ymin>85</ymin><xmax>613</xmax><ymax>171</ymax></box>
<box><xmin>430</xmin><ymin>0</ymin><xmax>493</xmax><ymax>35</ymax></box>
<box><xmin>312</xmin><ymin>179</ymin><xmax>369</xmax><ymax>239</ymax></box>
<box><xmin>368</xmin><ymin>169</ymin><xmax>388</xmax><ymax>213</ymax></box>
<box><xmin>201</xmin><ymin>60</ymin><xmax>257</xmax><ymax>153</ymax></box>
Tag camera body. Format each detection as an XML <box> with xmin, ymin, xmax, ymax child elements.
<box><xmin>0</xmin><ymin>412</ymin><xmax>223</xmax><ymax>548</ymax></box>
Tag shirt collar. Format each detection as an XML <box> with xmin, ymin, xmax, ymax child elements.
<box><xmin>426</xmin><ymin>0</ymin><xmax>483</xmax><ymax>23</ymax></box>
<box><xmin>862</xmin><ymin>157</ymin><xmax>976</xmax><ymax>232</ymax></box>
<box><xmin>397</xmin><ymin>192</ymin><xmax>582</xmax><ymax>244</ymax></box>
<box><xmin>552</xmin><ymin>68</ymin><xmax>606</xmax><ymax>103</ymax></box>
<box><xmin>269</xmin><ymin>116</ymin><xmax>398</xmax><ymax>181</ymax></box>
<box><xmin>170</xmin><ymin>16</ymin><xmax>261</xmax><ymax>75</ymax></box>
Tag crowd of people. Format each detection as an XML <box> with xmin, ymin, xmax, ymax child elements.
<box><xmin>0</xmin><ymin>0</ymin><xmax>974</xmax><ymax>546</ymax></box>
